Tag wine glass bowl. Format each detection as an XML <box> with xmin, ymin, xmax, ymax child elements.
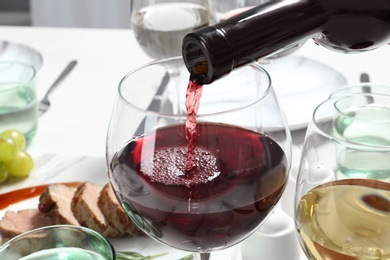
<box><xmin>131</xmin><ymin>0</ymin><xmax>209</xmax><ymax>61</ymax></box>
<box><xmin>294</xmin><ymin>93</ymin><xmax>390</xmax><ymax>260</ymax></box>
<box><xmin>106</xmin><ymin>57</ymin><xmax>291</xmax><ymax>258</ymax></box>
<box><xmin>131</xmin><ymin>0</ymin><xmax>210</xmax><ymax>112</ymax></box>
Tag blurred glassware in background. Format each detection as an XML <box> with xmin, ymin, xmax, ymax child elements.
<box><xmin>131</xmin><ymin>0</ymin><xmax>209</xmax><ymax>62</ymax></box>
<box><xmin>131</xmin><ymin>0</ymin><xmax>210</xmax><ymax>114</ymax></box>
<box><xmin>332</xmin><ymin>92</ymin><xmax>390</xmax><ymax>180</ymax></box>
<box><xmin>0</xmin><ymin>40</ymin><xmax>44</xmax><ymax>73</ymax></box>
<box><xmin>0</xmin><ymin>225</ymin><xmax>115</xmax><ymax>260</ymax></box>
<box><xmin>0</xmin><ymin>62</ymin><xmax>37</xmax><ymax>143</ymax></box>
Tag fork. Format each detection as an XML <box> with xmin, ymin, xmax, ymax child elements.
<box><xmin>360</xmin><ymin>72</ymin><xmax>374</xmax><ymax>103</ymax></box>
<box><xmin>39</xmin><ymin>60</ymin><xmax>78</xmax><ymax>115</ymax></box>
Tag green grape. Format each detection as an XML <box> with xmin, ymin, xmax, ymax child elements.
<box><xmin>0</xmin><ymin>162</ymin><xmax>9</xmax><ymax>183</ymax></box>
<box><xmin>4</xmin><ymin>150</ymin><xmax>34</xmax><ymax>178</ymax></box>
<box><xmin>0</xmin><ymin>137</ymin><xmax>17</xmax><ymax>161</ymax></box>
<box><xmin>1</xmin><ymin>129</ymin><xmax>26</xmax><ymax>150</ymax></box>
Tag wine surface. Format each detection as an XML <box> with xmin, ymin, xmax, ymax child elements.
<box><xmin>296</xmin><ymin>179</ymin><xmax>390</xmax><ymax>260</ymax></box>
<box><xmin>110</xmin><ymin>123</ymin><xmax>288</xmax><ymax>251</ymax></box>
<box><xmin>132</xmin><ymin>2</ymin><xmax>209</xmax><ymax>59</ymax></box>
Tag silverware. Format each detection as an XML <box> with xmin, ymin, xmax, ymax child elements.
<box><xmin>360</xmin><ymin>72</ymin><xmax>370</xmax><ymax>84</ymax></box>
<box><xmin>39</xmin><ymin>60</ymin><xmax>78</xmax><ymax>115</ymax></box>
<box><xmin>134</xmin><ymin>72</ymin><xmax>170</xmax><ymax>135</ymax></box>
<box><xmin>360</xmin><ymin>72</ymin><xmax>374</xmax><ymax>103</ymax></box>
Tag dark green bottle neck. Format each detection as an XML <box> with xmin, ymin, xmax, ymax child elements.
<box><xmin>182</xmin><ymin>0</ymin><xmax>326</xmax><ymax>84</ymax></box>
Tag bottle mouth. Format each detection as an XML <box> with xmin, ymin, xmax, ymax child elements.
<box><xmin>182</xmin><ymin>35</ymin><xmax>210</xmax><ymax>85</ymax></box>
<box><xmin>182</xmin><ymin>24</ymin><xmax>237</xmax><ymax>85</ymax></box>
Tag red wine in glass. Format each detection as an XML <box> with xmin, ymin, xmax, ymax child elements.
<box><xmin>110</xmin><ymin>121</ymin><xmax>288</xmax><ymax>251</ymax></box>
<box><xmin>107</xmin><ymin>55</ymin><xmax>290</xmax><ymax>260</ymax></box>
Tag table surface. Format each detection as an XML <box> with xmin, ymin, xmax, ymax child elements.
<box><xmin>0</xmin><ymin>25</ymin><xmax>390</xmax><ymax>259</ymax></box>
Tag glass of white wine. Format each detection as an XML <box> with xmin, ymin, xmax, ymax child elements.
<box><xmin>131</xmin><ymin>0</ymin><xmax>209</xmax><ymax>74</ymax></box>
<box><xmin>131</xmin><ymin>0</ymin><xmax>210</xmax><ymax>113</ymax></box>
<box><xmin>294</xmin><ymin>93</ymin><xmax>390</xmax><ymax>259</ymax></box>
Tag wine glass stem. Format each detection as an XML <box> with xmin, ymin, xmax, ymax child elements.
<box><xmin>192</xmin><ymin>252</ymin><xmax>210</xmax><ymax>260</ymax></box>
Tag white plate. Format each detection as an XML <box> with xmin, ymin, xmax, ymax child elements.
<box><xmin>265</xmin><ymin>55</ymin><xmax>348</xmax><ymax>130</ymax></box>
<box><xmin>0</xmin><ymin>155</ymin><xmax>307</xmax><ymax>259</ymax></box>
<box><xmin>0</xmin><ymin>195</ymin><xmax>240</xmax><ymax>259</ymax></box>
<box><xmin>0</xmin><ymin>155</ymin><xmax>239</xmax><ymax>260</ymax></box>
<box><xmin>0</xmin><ymin>40</ymin><xmax>44</xmax><ymax>72</ymax></box>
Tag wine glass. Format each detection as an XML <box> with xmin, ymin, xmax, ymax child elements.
<box><xmin>131</xmin><ymin>0</ymin><xmax>209</xmax><ymax>74</ymax></box>
<box><xmin>131</xmin><ymin>0</ymin><xmax>210</xmax><ymax>113</ymax></box>
<box><xmin>294</xmin><ymin>93</ymin><xmax>390</xmax><ymax>259</ymax></box>
<box><xmin>106</xmin><ymin>56</ymin><xmax>292</xmax><ymax>260</ymax></box>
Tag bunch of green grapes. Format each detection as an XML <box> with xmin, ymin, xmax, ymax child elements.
<box><xmin>0</xmin><ymin>129</ymin><xmax>34</xmax><ymax>183</ymax></box>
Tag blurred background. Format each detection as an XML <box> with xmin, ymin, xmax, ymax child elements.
<box><xmin>0</xmin><ymin>0</ymin><xmax>30</xmax><ymax>26</ymax></box>
<box><xmin>0</xmin><ymin>0</ymin><xmax>131</xmax><ymax>28</ymax></box>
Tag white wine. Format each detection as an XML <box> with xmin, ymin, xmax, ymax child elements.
<box><xmin>131</xmin><ymin>2</ymin><xmax>209</xmax><ymax>59</ymax></box>
<box><xmin>296</xmin><ymin>179</ymin><xmax>390</xmax><ymax>260</ymax></box>
<box><xmin>19</xmin><ymin>247</ymin><xmax>107</xmax><ymax>260</ymax></box>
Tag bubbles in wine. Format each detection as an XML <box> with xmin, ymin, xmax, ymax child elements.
<box><xmin>141</xmin><ymin>146</ymin><xmax>220</xmax><ymax>187</ymax></box>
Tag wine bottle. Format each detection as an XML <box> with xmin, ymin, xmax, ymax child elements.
<box><xmin>182</xmin><ymin>0</ymin><xmax>390</xmax><ymax>84</ymax></box>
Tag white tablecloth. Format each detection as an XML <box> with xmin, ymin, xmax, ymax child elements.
<box><xmin>0</xmin><ymin>25</ymin><xmax>389</xmax><ymax>259</ymax></box>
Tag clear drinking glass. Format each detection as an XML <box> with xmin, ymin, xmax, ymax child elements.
<box><xmin>0</xmin><ymin>225</ymin><xmax>115</xmax><ymax>260</ymax></box>
<box><xmin>106</xmin><ymin>57</ymin><xmax>291</xmax><ymax>260</ymax></box>
<box><xmin>295</xmin><ymin>93</ymin><xmax>390</xmax><ymax>259</ymax></box>
<box><xmin>0</xmin><ymin>62</ymin><xmax>37</xmax><ymax>142</ymax></box>
<box><xmin>131</xmin><ymin>0</ymin><xmax>210</xmax><ymax>113</ymax></box>
<box><xmin>131</xmin><ymin>0</ymin><xmax>209</xmax><ymax>72</ymax></box>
